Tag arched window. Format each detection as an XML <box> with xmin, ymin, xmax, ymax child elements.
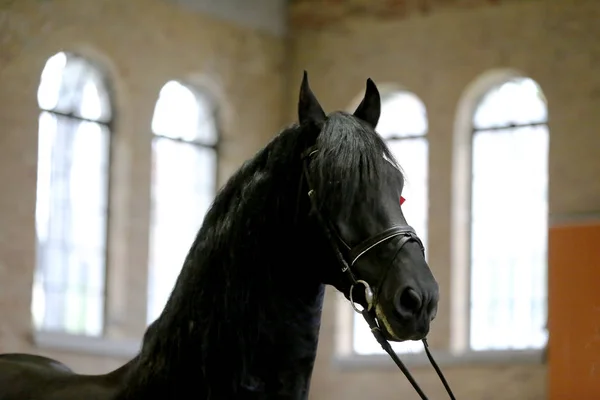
<box><xmin>353</xmin><ymin>91</ymin><xmax>429</xmax><ymax>355</ymax></box>
<box><xmin>469</xmin><ymin>77</ymin><xmax>549</xmax><ymax>351</ymax></box>
<box><xmin>146</xmin><ymin>80</ymin><xmax>218</xmax><ymax>324</ymax></box>
<box><xmin>32</xmin><ymin>51</ymin><xmax>113</xmax><ymax>337</ymax></box>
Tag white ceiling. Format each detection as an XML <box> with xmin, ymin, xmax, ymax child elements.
<box><xmin>164</xmin><ymin>0</ymin><xmax>288</xmax><ymax>36</ymax></box>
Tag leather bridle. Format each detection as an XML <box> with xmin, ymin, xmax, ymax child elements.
<box><xmin>300</xmin><ymin>145</ymin><xmax>456</xmax><ymax>400</ymax></box>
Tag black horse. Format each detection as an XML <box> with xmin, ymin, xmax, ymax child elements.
<box><xmin>0</xmin><ymin>73</ymin><xmax>440</xmax><ymax>399</ymax></box>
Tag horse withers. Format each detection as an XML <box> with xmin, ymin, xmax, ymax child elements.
<box><xmin>0</xmin><ymin>72</ymin><xmax>440</xmax><ymax>400</ymax></box>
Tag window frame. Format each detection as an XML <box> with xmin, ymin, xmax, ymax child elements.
<box><xmin>146</xmin><ymin>80</ymin><xmax>221</xmax><ymax>325</ymax></box>
<box><xmin>32</xmin><ymin>51</ymin><xmax>114</xmax><ymax>339</ymax></box>
<box><xmin>468</xmin><ymin>110</ymin><xmax>549</xmax><ymax>352</ymax></box>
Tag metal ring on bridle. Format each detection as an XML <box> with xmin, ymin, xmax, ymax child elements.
<box><xmin>349</xmin><ymin>279</ymin><xmax>374</xmax><ymax>313</ymax></box>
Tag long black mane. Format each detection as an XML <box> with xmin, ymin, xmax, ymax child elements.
<box><xmin>118</xmin><ymin>112</ymin><xmax>400</xmax><ymax>399</ymax></box>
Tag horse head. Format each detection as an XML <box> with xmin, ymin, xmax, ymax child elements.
<box><xmin>297</xmin><ymin>71</ymin><xmax>439</xmax><ymax>341</ymax></box>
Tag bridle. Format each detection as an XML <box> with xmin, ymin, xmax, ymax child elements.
<box><xmin>300</xmin><ymin>145</ymin><xmax>456</xmax><ymax>400</ymax></box>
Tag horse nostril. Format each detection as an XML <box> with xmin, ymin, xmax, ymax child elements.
<box><xmin>396</xmin><ymin>287</ymin><xmax>423</xmax><ymax>316</ymax></box>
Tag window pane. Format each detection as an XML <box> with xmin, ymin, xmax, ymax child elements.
<box><xmin>37</xmin><ymin>52</ymin><xmax>112</xmax><ymax>123</ymax></box>
<box><xmin>32</xmin><ymin>111</ymin><xmax>110</xmax><ymax>336</ymax></box>
<box><xmin>151</xmin><ymin>81</ymin><xmax>217</xmax><ymax>145</ymax></box>
<box><xmin>470</xmin><ymin>124</ymin><xmax>549</xmax><ymax>351</ymax></box>
<box><xmin>376</xmin><ymin>91</ymin><xmax>428</xmax><ymax>139</ymax></box>
<box><xmin>473</xmin><ymin>78</ymin><xmax>547</xmax><ymax>130</ymax></box>
<box><xmin>353</xmin><ymin>92</ymin><xmax>429</xmax><ymax>355</ymax></box>
<box><xmin>147</xmin><ymin>138</ymin><xmax>216</xmax><ymax>324</ymax></box>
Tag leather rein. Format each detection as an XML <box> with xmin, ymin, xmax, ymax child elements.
<box><xmin>300</xmin><ymin>146</ymin><xmax>456</xmax><ymax>400</ymax></box>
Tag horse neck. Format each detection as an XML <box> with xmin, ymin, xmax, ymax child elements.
<box><xmin>120</xmin><ymin>147</ymin><xmax>328</xmax><ymax>399</ymax></box>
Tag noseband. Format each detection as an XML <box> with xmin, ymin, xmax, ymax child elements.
<box><xmin>300</xmin><ymin>146</ymin><xmax>456</xmax><ymax>400</ymax></box>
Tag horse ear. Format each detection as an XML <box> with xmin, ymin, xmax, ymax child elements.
<box><xmin>353</xmin><ymin>78</ymin><xmax>381</xmax><ymax>128</ymax></box>
<box><xmin>298</xmin><ymin>71</ymin><xmax>326</xmax><ymax>126</ymax></box>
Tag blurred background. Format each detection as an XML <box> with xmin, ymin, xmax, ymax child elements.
<box><xmin>0</xmin><ymin>0</ymin><xmax>599</xmax><ymax>399</ymax></box>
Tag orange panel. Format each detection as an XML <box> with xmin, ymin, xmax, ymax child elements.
<box><xmin>548</xmin><ymin>222</ymin><xmax>600</xmax><ymax>400</ymax></box>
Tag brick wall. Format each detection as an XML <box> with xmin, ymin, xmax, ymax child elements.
<box><xmin>0</xmin><ymin>0</ymin><xmax>284</xmax><ymax>374</ymax></box>
<box><xmin>287</xmin><ymin>0</ymin><xmax>600</xmax><ymax>398</ymax></box>
<box><xmin>289</xmin><ymin>0</ymin><xmax>521</xmax><ymax>29</ymax></box>
<box><xmin>1</xmin><ymin>0</ymin><xmax>599</xmax><ymax>398</ymax></box>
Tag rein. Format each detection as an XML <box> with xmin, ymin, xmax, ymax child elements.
<box><xmin>300</xmin><ymin>146</ymin><xmax>456</xmax><ymax>400</ymax></box>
